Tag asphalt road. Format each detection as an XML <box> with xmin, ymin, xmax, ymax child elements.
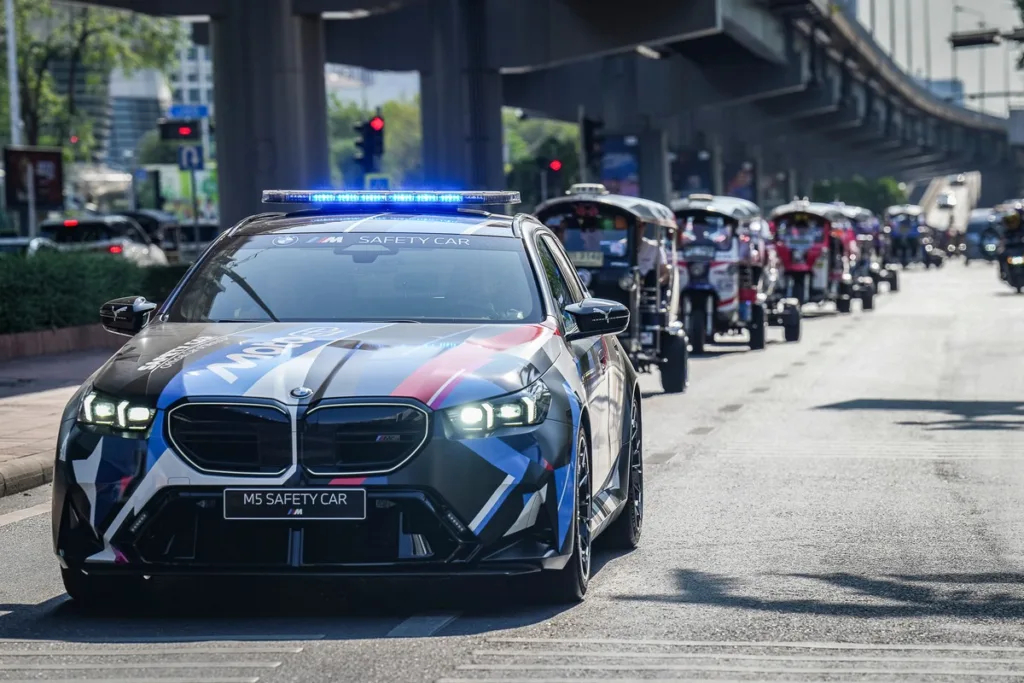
<box><xmin>2</xmin><ymin>262</ymin><xmax>1024</xmax><ymax>683</ymax></box>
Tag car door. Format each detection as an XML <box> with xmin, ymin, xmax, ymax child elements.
<box><xmin>536</xmin><ymin>235</ymin><xmax>614</xmax><ymax>490</ymax></box>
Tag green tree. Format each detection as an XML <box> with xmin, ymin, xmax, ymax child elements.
<box><xmin>4</xmin><ymin>0</ymin><xmax>183</xmax><ymax>157</ymax></box>
<box><xmin>379</xmin><ymin>97</ymin><xmax>422</xmax><ymax>187</ymax></box>
<box><xmin>811</xmin><ymin>175</ymin><xmax>907</xmax><ymax>214</ymax></box>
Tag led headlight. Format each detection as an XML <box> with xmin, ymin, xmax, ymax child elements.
<box><xmin>78</xmin><ymin>391</ymin><xmax>155</xmax><ymax>432</ymax></box>
<box><xmin>1008</xmin><ymin>256</ymin><xmax>1024</xmax><ymax>265</ymax></box>
<box><xmin>445</xmin><ymin>382</ymin><xmax>552</xmax><ymax>437</ymax></box>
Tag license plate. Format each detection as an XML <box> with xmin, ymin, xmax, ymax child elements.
<box><xmin>223</xmin><ymin>488</ymin><xmax>367</xmax><ymax>521</ymax></box>
<box><xmin>567</xmin><ymin>250</ymin><xmax>604</xmax><ymax>267</ymax></box>
<box><xmin>684</xmin><ymin>246</ymin><xmax>715</xmax><ymax>260</ymax></box>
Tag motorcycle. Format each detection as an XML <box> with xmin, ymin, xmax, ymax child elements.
<box><xmin>1002</xmin><ymin>243</ymin><xmax>1024</xmax><ymax>293</ymax></box>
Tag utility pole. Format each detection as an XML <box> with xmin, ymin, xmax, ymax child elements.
<box><xmin>869</xmin><ymin>0</ymin><xmax>876</xmax><ymax>35</ymax></box>
<box><xmin>889</xmin><ymin>0</ymin><xmax>896</xmax><ymax>59</ymax></box>
<box><xmin>923</xmin><ymin>0</ymin><xmax>932</xmax><ymax>82</ymax></box>
<box><xmin>5</xmin><ymin>0</ymin><xmax>20</xmax><ymax>145</ymax></box>
<box><xmin>905</xmin><ymin>0</ymin><xmax>912</xmax><ymax>74</ymax></box>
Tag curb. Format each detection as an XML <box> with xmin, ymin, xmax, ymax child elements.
<box><xmin>0</xmin><ymin>453</ymin><xmax>53</xmax><ymax>498</ymax></box>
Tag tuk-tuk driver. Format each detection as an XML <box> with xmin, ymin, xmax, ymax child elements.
<box><xmin>620</xmin><ymin>224</ymin><xmax>672</xmax><ymax>285</ymax></box>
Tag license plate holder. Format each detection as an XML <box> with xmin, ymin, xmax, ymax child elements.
<box><xmin>223</xmin><ymin>488</ymin><xmax>367</xmax><ymax>521</ymax></box>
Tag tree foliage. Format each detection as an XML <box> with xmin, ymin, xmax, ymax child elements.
<box><xmin>1</xmin><ymin>0</ymin><xmax>184</xmax><ymax>158</ymax></box>
<box><xmin>135</xmin><ymin>129</ymin><xmax>179</xmax><ymax>165</ymax></box>
<box><xmin>810</xmin><ymin>176</ymin><xmax>907</xmax><ymax>214</ymax></box>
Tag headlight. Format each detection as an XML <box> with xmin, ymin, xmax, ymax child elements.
<box><xmin>618</xmin><ymin>274</ymin><xmax>636</xmax><ymax>291</ymax></box>
<box><xmin>1008</xmin><ymin>256</ymin><xmax>1024</xmax><ymax>265</ymax></box>
<box><xmin>78</xmin><ymin>390</ymin><xmax>155</xmax><ymax>432</ymax></box>
<box><xmin>445</xmin><ymin>382</ymin><xmax>551</xmax><ymax>438</ymax></box>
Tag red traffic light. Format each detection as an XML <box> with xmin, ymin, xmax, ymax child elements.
<box><xmin>69</xmin><ymin>135</ymin><xmax>79</xmax><ymax>144</ymax></box>
<box><xmin>178</xmin><ymin>126</ymin><xmax>193</xmax><ymax>136</ymax></box>
<box><xmin>548</xmin><ymin>159</ymin><xmax>563</xmax><ymax>172</ymax></box>
<box><xmin>369</xmin><ymin>116</ymin><xmax>384</xmax><ymax>132</ymax></box>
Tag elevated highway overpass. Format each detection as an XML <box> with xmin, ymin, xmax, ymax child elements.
<box><xmin>82</xmin><ymin>0</ymin><xmax>1020</xmax><ymax>226</ymax></box>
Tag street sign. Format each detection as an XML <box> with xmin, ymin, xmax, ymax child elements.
<box><xmin>365</xmin><ymin>173</ymin><xmax>390</xmax><ymax>190</ymax></box>
<box><xmin>178</xmin><ymin>145</ymin><xmax>204</xmax><ymax>172</ymax></box>
<box><xmin>169</xmin><ymin>104</ymin><xmax>210</xmax><ymax>119</ymax></box>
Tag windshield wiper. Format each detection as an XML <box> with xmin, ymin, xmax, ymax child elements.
<box><xmin>383</xmin><ymin>319</ymin><xmax>422</xmax><ymax>324</ymax></box>
<box><xmin>212</xmin><ymin>263</ymin><xmax>280</xmax><ymax>322</ymax></box>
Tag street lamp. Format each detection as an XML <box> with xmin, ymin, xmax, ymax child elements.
<box><xmin>951</xmin><ymin>5</ymin><xmax>992</xmax><ymax>113</ymax></box>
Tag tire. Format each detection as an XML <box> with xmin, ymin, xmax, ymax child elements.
<box><xmin>603</xmin><ymin>394</ymin><xmax>643</xmax><ymax>550</ymax></box>
<box><xmin>688</xmin><ymin>307</ymin><xmax>706</xmax><ymax>355</ymax></box>
<box><xmin>861</xmin><ymin>289</ymin><xmax>874</xmax><ymax>311</ymax></box>
<box><xmin>61</xmin><ymin>568</ymin><xmax>148</xmax><ymax>610</ymax></box>
<box><xmin>660</xmin><ymin>334</ymin><xmax>687</xmax><ymax>394</ymax></box>
<box><xmin>836</xmin><ymin>296</ymin><xmax>852</xmax><ymax>314</ymax></box>
<box><xmin>541</xmin><ymin>430</ymin><xmax>592</xmax><ymax>603</ymax></box>
<box><xmin>748</xmin><ymin>303</ymin><xmax>766</xmax><ymax>350</ymax></box>
<box><xmin>784</xmin><ymin>308</ymin><xmax>801</xmax><ymax>342</ymax></box>
<box><xmin>888</xmin><ymin>272</ymin><xmax>900</xmax><ymax>292</ymax></box>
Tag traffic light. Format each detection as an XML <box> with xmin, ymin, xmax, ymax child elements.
<box><xmin>158</xmin><ymin>119</ymin><xmax>200</xmax><ymax>141</ymax></box>
<box><xmin>581</xmin><ymin>117</ymin><xmax>604</xmax><ymax>172</ymax></box>
<box><xmin>354</xmin><ymin>114</ymin><xmax>385</xmax><ymax>174</ymax></box>
<box><xmin>548</xmin><ymin>159</ymin><xmax>563</xmax><ymax>172</ymax></box>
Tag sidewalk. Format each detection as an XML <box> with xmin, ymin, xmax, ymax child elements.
<box><xmin>0</xmin><ymin>351</ymin><xmax>111</xmax><ymax>497</ymax></box>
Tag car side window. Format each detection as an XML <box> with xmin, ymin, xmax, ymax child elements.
<box><xmin>540</xmin><ymin>235</ymin><xmax>587</xmax><ymax>300</ymax></box>
<box><xmin>535</xmin><ymin>238</ymin><xmax>579</xmax><ymax>331</ymax></box>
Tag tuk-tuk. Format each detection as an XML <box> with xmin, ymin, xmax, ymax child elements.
<box><xmin>884</xmin><ymin>204</ymin><xmax>943</xmax><ymax>268</ymax></box>
<box><xmin>769</xmin><ymin>199</ymin><xmax>862</xmax><ymax>314</ymax></box>
<box><xmin>837</xmin><ymin>203</ymin><xmax>898</xmax><ymax>296</ymax></box>
<box><xmin>671</xmin><ymin>193</ymin><xmax>799</xmax><ymax>352</ymax></box>
<box><xmin>536</xmin><ymin>183</ymin><xmax>689</xmax><ymax>393</ymax></box>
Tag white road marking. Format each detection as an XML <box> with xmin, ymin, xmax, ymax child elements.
<box><xmin>458</xmin><ymin>663</ymin><xmax>1024</xmax><ymax>676</ymax></box>
<box><xmin>386</xmin><ymin>613</ymin><xmax>460</xmax><ymax>638</ymax></box>
<box><xmin>0</xmin><ymin>502</ymin><xmax>49</xmax><ymax>528</ymax></box>
<box><xmin>0</xmin><ymin>661</ymin><xmax>281</xmax><ymax>671</ymax></box>
<box><xmin>0</xmin><ymin>679</ymin><xmax>259</xmax><ymax>683</ymax></box>
<box><xmin>472</xmin><ymin>648</ymin><xmax>1024</xmax><ymax>665</ymax></box>
<box><xmin>716</xmin><ymin>455</ymin><xmax>1024</xmax><ymax>460</ymax></box>
<box><xmin>0</xmin><ymin>647</ymin><xmax>303</xmax><ymax>656</ymax></box>
<box><xmin>41</xmin><ymin>634</ymin><xmax>326</xmax><ymax>643</ymax></box>
<box><xmin>485</xmin><ymin>637</ymin><xmax>1024</xmax><ymax>653</ymax></box>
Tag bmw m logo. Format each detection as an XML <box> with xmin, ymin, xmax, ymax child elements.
<box><xmin>376</xmin><ymin>434</ymin><xmax>401</xmax><ymax>442</ymax></box>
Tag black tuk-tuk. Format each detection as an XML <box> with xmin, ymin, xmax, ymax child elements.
<box><xmin>535</xmin><ymin>183</ymin><xmax>689</xmax><ymax>393</ymax></box>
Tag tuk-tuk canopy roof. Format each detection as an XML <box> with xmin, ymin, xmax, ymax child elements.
<box><xmin>535</xmin><ymin>184</ymin><xmax>677</xmax><ymax>229</ymax></box>
<box><xmin>670</xmin><ymin>193</ymin><xmax>761</xmax><ymax>220</ymax></box>
<box><xmin>769</xmin><ymin>199</ymin><xmax>846</xmax><ymax>222</ymax></box>
<box><xmin>834</xmin><ymin>203</ymin><xmax>875</xmax><ymax>221</ymax></box>
<box><xmin>885</xmin><ymin>204</ymin><xmax>923</xmax><ymax>218</ymax></box>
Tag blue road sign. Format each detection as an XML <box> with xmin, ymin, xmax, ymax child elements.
<box><xmin>169</xmin><ymin>104</ymin><xmax>210</xmax><ymax>119</ymax></box>
<box><xmin>178</xmin><ymin>145</ymin><xmax>204</xmax><ymax>171</ymax></box>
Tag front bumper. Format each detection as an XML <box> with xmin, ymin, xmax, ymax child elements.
<box><xmin>53</xmin><ymin>404</ymin><xmax>580</xmax><ymax>577</ymax></box>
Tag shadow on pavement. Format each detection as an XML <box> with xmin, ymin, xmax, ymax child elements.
<box><xmin>0</xmin><ymin>549</ymin><xmax>625</xmax><ymax>641</ymax></box>
<box><xmin>813</xmin><ymin>398</ymin><xmax>1024</xmax><ymax>432</ymax></box>
<box><xmin>614</xmin><ymin>568</ymin><xmax>1024</xmax><ymax>619</ymax></box>
<box><xmin>0</xmin><ymin>351</ymin><xmax>108</xmax><ymax>400</ymax></box>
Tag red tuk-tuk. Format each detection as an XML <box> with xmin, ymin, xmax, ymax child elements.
<box><xmin>769</xmin><ymin>199</ymin><xmax>866</xmax><ymax>314</ymax></box>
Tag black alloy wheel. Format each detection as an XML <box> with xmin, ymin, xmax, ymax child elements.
<box><xmin>542</xmin><ymin>430</ymin><xmax>592</xmax><ymax>602</ymax></box>
<box><xmin>605</xmin><ymin>394</ymin><xmax>644</xmax><ymax>549</ymax></box>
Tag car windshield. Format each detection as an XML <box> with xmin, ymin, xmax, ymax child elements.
<box><xmin>537</xmin><ymin>202</ymin><xmax>636</xmax><ymax>268</ymax></box>
<box><xmin>163</xmin><ymin>232</ymin><xmax>543</xmax><ymax>324</ymax></box>
<box><xmin>676</xmin><ymin>211</ymin><xmax>733</xmax><ymax>249</ymax></box>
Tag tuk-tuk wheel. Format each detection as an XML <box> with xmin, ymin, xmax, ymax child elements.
<box><xmin>660</xmin><ymin>334</ymin><xmax>688</xmax><ymax>394</ymax></box>
<box><xmin>888</xmin><ymin>271</ymin><xmax>900</xmax><ymax>292</ymax></box>
<box><xmin>861</xmin><ymin>289</ymin><xmax>874</xmax><ymax>311</ymax></box>
<box><xmin>689</xmin><ymin>316</ymin><xmax>707</xmax><ymax>355</ymax></box>
<box><xmin>748</xmin><ymin>304</ymin><xmax>766</xmax><ymax>351</ymax></box>
<box><xmin>783</xmin><ymin>309</ymin><xmax>801</xmax><ymax>343</ymax></box>
<box><xmin>837</xmin><ymin>297</ymin><xmax>852</xmax><ymax>314</ymax></box>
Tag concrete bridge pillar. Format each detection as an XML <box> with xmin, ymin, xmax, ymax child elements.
<box><xmin>419</xmin><ymin>0</ymin><xmax>504</xmax><ymax>191</ymax></box>
<box><xmin>210</xmin><ymin>0</ymin><xmax>330</xmax><ymax>228</ymax></box>
<box><xmin>638</xmin><ymin>129</ymin><xmax>671</xmax><ymax>205</ymax></box>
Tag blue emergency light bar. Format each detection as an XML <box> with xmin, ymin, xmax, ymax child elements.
<box><xmin>262</xmin><ymin>190</ymin><xmax>521</xmax><ymax>206</ymax></box>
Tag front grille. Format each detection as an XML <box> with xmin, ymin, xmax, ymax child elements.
<box><xmin>127</xmin><ymin>489</ymin><xmax>461</xmax><ymax>567</ymax></box>
<box><xmin>300</xmin><ymin>404</ymin><xmax>428</xmax><ymax>475</ymax></box>
<box><xmin>167</xmin><ymin>403</ymin><xmax>292</xmax><ymax>475</ymax></box>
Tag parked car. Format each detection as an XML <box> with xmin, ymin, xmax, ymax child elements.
<box><xmin>950</xmin><ymin>174</ymin><xmax>966</xmax><ymax>187</ymax></box>
<box><xmin>38</xmin><ymin>215</ymin><xmax>169</xmax><ymax>267</ymax></box>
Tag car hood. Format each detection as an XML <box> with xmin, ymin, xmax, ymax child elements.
<box><xmin>92</xmin><ymin>321</ymin><xmax>560</xmax><ymax>410</ymax></box>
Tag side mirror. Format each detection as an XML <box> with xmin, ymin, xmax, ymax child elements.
<box><xmin>100</xmin><ymin>296</ymin><xmax>158</xmax><ymax>337</ymax></box>
<box><xmin>564</xmin><ymin>298</ymin><xmax>630</xmax><ymax>342</ymax></box>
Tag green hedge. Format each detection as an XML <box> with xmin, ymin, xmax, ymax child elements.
<box><xmin>0</xmin><ymin>253</ymin><xmax>192</xmax><ymax>334</ymax></box>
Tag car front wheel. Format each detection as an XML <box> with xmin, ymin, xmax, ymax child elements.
<box><xmin>541</xmin><ymin>430</ymin><xmax>592</xmax><ymax>603</ymax></box>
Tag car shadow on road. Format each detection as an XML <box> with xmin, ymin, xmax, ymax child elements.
<box><xmin>614</xmin><ymin>568</ymin><xmax>1024</xmax><ymax>619</ymax></box>
<box><xmin>813</xmin><ymin>398</ymin><xmax>1024</xmax><ymax>432</ymax></box>
<box><xmin>0</xmin><ymin>550</ymin><xmax>626</xmax><ymax>641</ymax></box>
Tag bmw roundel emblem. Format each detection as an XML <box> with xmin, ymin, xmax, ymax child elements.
<box><xmin>290</xmin><ymin>386</ymin><xmax>313</xmax><ymax>398</ymax></box>
<box><xmin>273</xmin><ymin>235</ymin><xmax>298</xmax><ymax>246</ymax></box>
